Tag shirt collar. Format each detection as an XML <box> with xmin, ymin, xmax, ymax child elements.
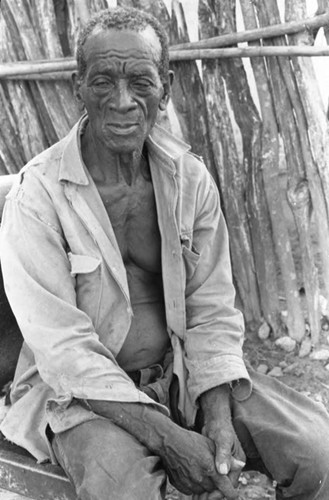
<box><xmin>147</xmin><ymin>123</ymin><xmax>190</xmax><ymax>168</ymax></box>
<box><xmin>59</xmin><ymin>115</ymin><xmax>191</xmax><ymax>185</ymax></box>
<box><xmin>59</xmin><ymin>114</ymin><xmax>90</xmax><ymax>185</ymax></box>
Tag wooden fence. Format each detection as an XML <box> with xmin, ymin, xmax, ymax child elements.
<box><xmin>1</xmin><ymin>0</ymin><xmax>329</xmax><ymax>345</ymax></box>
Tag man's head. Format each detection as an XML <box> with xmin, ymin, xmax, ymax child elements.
<box><xmin>76</xmin><ymin>7</ymin><xmax>169</xmax><ymax>84</ymax></box>
<box><xmin>73</xmin><ymin>7</ymin><xmax>173</xmax><ymax>155</ymax></box>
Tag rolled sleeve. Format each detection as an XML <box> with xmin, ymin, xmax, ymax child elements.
<box><xmin>183</xmin><ymin>173</ymin><xmax>252</xmax><ymax>406</ymax></box>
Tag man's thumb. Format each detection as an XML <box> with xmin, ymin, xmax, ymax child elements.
<box><xmin>215</xmin><ymin>444</ymin><xmax>231</xmax><ymax>475</ymax></box>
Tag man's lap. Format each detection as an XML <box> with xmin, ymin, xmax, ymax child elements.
<box><xmin>52</xmin><ymin>368</ymin><xmax>329</xmax><ymax>499</ymax></box>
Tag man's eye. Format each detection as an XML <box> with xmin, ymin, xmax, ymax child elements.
<box><xmin>131</xmin><ymin>79</ymin><xmax>153</xmax><ymax>91</ymax></box>
<box><xmin>91</xmin><ymin>80</ymin><xmax>114</xmax><ymax>93</ymax></box>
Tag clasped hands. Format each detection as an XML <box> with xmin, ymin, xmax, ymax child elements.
<box><xmin>161</xmin><ymin>384</ymin><xmax>245</xmax><ymax>499</ymax></box>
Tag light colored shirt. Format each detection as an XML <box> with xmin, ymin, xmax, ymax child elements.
<box><xmin>0</xmin><ymin>116</ymin><xmax>251</xmax><ymax>463</ymax></box>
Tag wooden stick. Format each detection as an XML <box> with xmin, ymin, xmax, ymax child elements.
<box><xmin>5</xmin><ymin>71</ymin><xmax>73</xmax><ymax>80</ymax></box>
<box><xmin>1</xmin><ymin>45</ymin><xmax>329</xmax><ymax>80</ymax></box>
<box><xmin>169</xmin><ymin>45</ymin><xmax>329</xmax><ymax>60</ymax></box>
<box><xmin>0</xmin><ymin>58</ymin><xmax>76</xmax><ymax>78</ymax></box>
<box><xmin>170</xmin><ymin>11</ymin><xmax>329</xmax><ymax>51</ymax></box>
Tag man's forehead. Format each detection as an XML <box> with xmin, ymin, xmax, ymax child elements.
<box><xmin>85</xmin><ymin>25</ymin><xmax>162</xmax><ymax>63</ymax></box>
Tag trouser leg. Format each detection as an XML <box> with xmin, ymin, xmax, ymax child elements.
<box><xmin>231</xmin><ymin>367</ymin><xmax>329</xmax><ymax>499</ymax></box>
<box><xmin>52</xmin><ymin>417</ymin><xmax>167</xmax><ymax>500</ymax></box>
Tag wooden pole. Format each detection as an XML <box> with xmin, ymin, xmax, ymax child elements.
<box><xmin>169</xmin><ymin>45</ymin><xmax>329</xmax><ymax>59</ymax></box>
<box><xmin>240</xmin><ymin>0</ymin><xmax>306</xmax><ymax>341</ymax></box>
<box><xmin>199</xmin><ymin>0</ymin><xmax>263</xmax><ymax>331</ymax></box>
<box><xmin>2</xmin><ymin>45</ymin><xmax>329</xmax><ymax>80</ymax></box>
<box><xmin>254</xmin><ymin>0</ymin><xmax>322</xmax><ymax>343</ymax></box>
<box><xmin>0</xmin><ymin>59</ymin><xmax>76</xmax><ymax>78</ymax></box>
<box><xmin>168</xmin><ymin>0</ymin><xmax>218</xmax><ymax>185</ymax></box>
<box><xmin>5</xmin><ymin>72</ymin><xmax>73</xmax><ymax>81</ymax></box>
<box><xmin>286</xmin><ymin>0</ymin><xmax>329</xmax><ymax>329</ymax></box>
<box><xmin>171</xmin><ymin>11</ymin><xmax>329</xmax><ymax>50</ymax></box>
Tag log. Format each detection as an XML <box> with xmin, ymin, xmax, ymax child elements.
<box><xmin>315</xmin><ymin>1</ymin><xmax>329</xmax><ymax>43</ymax></box>
<box><xmin>168</xmin><ymin>0</ymin><xmax>218</xmax><ymax>184</ymax></box>
<box><xmin>171</xmin><ymin>10</ymin><xmax>329</xmax><ymax>50</ymax></box>
<box><xmin>1</xmin><ymin>0</ymin><xmax>79</xmax><ymax>146</ymax></box>
<box><xmin>199</xmin><ymin>0</ymin><xmax>262</xmax><ymax>331</ymax></box>
<box><xmin>253</xmin><ymin>0</ymin><xmax>322</xmax><ymax>342</ymax></box>
<box><xmin>240</xmin><ymin>0</ymin><xmax>305</xmax><ymax>340</ymax></box>
<box><xmin>286</xmin><ymin>0</ymin><xmax>329</xmax><ymax>326</ymax></box>
<box><xmin>213</xmin><ymin>0</ymin><xmax>282</xmax><ymax>334</ymax></box>
<box><xmin>0</xmin><ymin>9</ymin><xmax>48</xmax><ymax>173</ymax></box>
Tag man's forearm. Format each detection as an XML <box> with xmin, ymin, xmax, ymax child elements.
<box><xmin>200</xmin><ymin>384</ymin><xmax>232</xmax><ymax>424</ymax></box>
<box><xmin>87</xmin><ymin>399</ymin><xmax>177</xmax><ymax>456</ymax></box>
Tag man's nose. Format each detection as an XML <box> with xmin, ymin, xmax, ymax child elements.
<box><xmin>109</xmin><ymin>80</ymin><xmax>137</xmax><ymax>113</ymax></box>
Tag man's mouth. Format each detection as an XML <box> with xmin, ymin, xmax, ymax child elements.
<box><xmin>105</xmin><ymin>122</ymin><xmax>139</xmax><ymax>135</ymax></box>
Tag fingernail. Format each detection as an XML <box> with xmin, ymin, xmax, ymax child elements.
<box><xmin>219</xmin><ymin>463</ymin><xmax>229</xmax><ymax>475</ymax></box>
<box><xmin>235</xmin><ymin>459</ymin><xmax>246</xmax><ymax>467</ymax></box>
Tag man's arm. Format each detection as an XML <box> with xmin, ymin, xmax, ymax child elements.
<box><xmin>0</xmin><ymin>172</ymin><xmax>159</xmax><ymax>408</ymax></box>
<box><xmin>200</xmin><ymin>385</ymin><xmax>246</xmax><ymax>487</ymax></box>
<box><xmin>183</xmin><ymin>170</ymin><xmax>251</xmax><ymax>405</ymax></box>
<box><xmin>182</xmin><ymin>163</ymin><xmax>250</xmax><ymax>487</ymax></box>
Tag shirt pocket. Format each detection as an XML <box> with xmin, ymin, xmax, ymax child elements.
<box><xmin>68</xmin><ymin>253</ymin><xmax>101</xmax><ymax>276</ymax></box>
<box><xmin>68</xmin><ymin>252</ymin><xmax>102</xmax><ymax>324</ymax></box>
<box><xmin>181</xmin><ymin>234</ymin><xmax>200</xmax><ymax>280</ymax></box>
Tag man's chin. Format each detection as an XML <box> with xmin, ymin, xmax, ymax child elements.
<box><xmin>101</xmin><ymin>129</ymin><xmax>146</xmax><ymax>154</ymax></box>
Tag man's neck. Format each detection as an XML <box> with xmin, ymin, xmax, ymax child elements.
<box><xmin>81</xmin><ymin>123</ymin><xmax>146</xmax><ymax>186</ymax></box>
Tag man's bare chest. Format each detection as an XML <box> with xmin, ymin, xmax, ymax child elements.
<box><xmin>96</xmin><ymin>176</ymin><xmax>162</xmax><ymax>271</ymax></box>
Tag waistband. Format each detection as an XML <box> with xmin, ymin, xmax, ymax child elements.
<box><xmin>126</xmin><ymin>364</ymin><xmax>164</xmax><ymax>387</ymax></box>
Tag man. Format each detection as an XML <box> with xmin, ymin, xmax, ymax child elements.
<box><xmin>1</xmin><ymin>7</ymin><xmax>329</xmax><ymax>500</ymax></box>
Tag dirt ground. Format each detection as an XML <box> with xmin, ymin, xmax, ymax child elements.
<box><xmin>167</xmin><ymin>331</ymin><xmax>329</xmax><ymax>500</ymax></box>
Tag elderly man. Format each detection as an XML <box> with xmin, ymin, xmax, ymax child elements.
<box><xmin>1</xmin><ymin>7</ymin><xmax>329</xmax><ymax>500</ymax></box>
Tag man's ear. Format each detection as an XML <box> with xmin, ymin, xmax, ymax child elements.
<box><xmin>159</xmin><ymin>70</ymin><xmax>174</xmax><ymax>111</ymax></box>
<box><xmin>72</xmin><ymin>72</ymin><xmax>86</xmax><ymax>113</ymax></box>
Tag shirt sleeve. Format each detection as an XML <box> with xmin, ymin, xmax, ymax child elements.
<box><xmin>0</xmin><ymin>172</ymin><xmax>168</xmax><ymax>414</ymax></box>
<box><xmin>183</xmin><ymin>167</ymin><xmax>252</xmax><ymax>405</ymax></box>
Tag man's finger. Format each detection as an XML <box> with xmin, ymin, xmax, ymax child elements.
<box><xmin>230</xmin><ymin>457</ymin><xmax>246</xmax><ymax>471</ymax></box>
<box><xmin>208</xmin><ymin>490</ymin><xmax>225</xmax><ymax>499</ymax></box>
<box><xmin>212</xmin><ymin>473</ymin><xmax>239</xmax><ymax>500</ymax></box>
<box><xmin>192</xmin><ymin>491</ymin><xmax>224</xmax><ymax>500</ymax></box>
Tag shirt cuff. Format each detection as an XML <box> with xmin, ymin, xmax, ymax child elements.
<box><xmin>186</xmin><ymin>354</ymin><xmax>252</xmax><ymax>406</ymax></box>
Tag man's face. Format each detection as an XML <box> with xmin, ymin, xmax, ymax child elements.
<box><xmin>76</xmin><ymin>27</ymin><xmax>170</xmax><ymax>154</ymax></box>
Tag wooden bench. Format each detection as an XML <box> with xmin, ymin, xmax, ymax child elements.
<box><xmin>0</xmin><ymin>174</ymin><xmax>76</xmax><ymax>500</ymax></box>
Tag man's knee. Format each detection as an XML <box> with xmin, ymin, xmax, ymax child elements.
<box><xmin>53</xmin><ymin>419</ymin><xmax>166</xmax><ymax>500</ymax></box>
<box><xmin>301</xmin><ymin>441</ymin><xmax>329</xmax><ymax>494</ymax></box>
<box><xmin>278</xmin><ymin>434</ymin><xmax>329</xmax><ymax>499</ymax></box>
<box><xmin>76</xmin><ymin>453</ymin><xmax>166</xmax><ymax>500</ymax></box>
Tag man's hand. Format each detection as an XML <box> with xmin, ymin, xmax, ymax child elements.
<box><xmin>159</xmin><ymin>425</ymin><xmax>239</xmax><ymax>498</ymax></box>
<box><xmin>200</xmin><ymin>384</ymin><xmax>246</xmax><ymax>495</ymax></box>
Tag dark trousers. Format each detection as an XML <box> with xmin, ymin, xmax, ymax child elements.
<box><xmin>52</xmin><ymin>366</ymin><xmax>329</xmax><ymax>500</ymax></box>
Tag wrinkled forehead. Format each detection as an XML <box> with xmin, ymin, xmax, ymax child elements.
<box><xmin>84</xmin><ymin>25</ymin><xmax>162</xmax><ymax>67</ymax></box>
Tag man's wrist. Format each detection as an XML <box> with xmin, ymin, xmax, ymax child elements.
<box><xmin>199</xmin><ymin>384</ymin><xmax>232</xmax><ymax>422</ymax></box>
<box><xmin>87</xmin><ymin>399</ymin><xmax>178</xmax><ymax>456</ymax></box>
